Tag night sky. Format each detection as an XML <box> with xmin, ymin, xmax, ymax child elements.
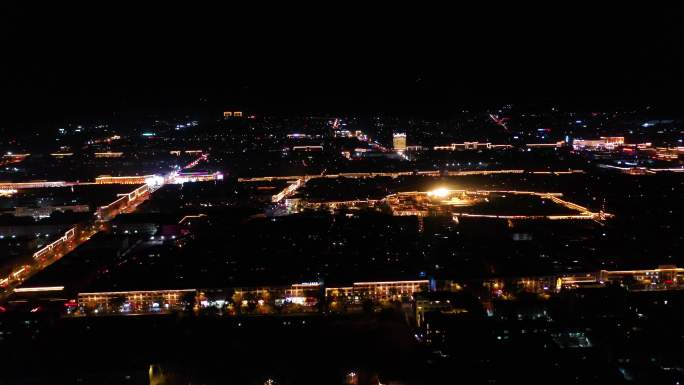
<box><xmin>1</xmin><ymin>4</ymin><xmax>683</xmax><ymax>127</ymax></box>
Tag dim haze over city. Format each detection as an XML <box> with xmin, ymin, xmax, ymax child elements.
<box><xmin>1</xmin><ymin>3</ymin><xmax>684</xmax><ymax>385</ymax></box>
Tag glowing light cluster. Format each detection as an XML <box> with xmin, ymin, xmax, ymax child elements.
<box><xmin>145</xmin><ymin>175</ymin><xmax>165</xmax><ymax>187</ymax></box>
<box><xmin>427</xmin><ymin>187</ymin><xmax>450</xmax><ymax>198</ymax></box>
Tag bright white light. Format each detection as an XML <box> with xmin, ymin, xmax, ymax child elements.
<box><xmin>145</xmin><ymin>175</ymin><xmax>165</xmax><ymax>187</ymax></box>
<box><xmin>15</xmin><ymin>286</ymin><xmax>64</xmax><ymax>293</ymax></box>
<box><xmin>286</xmin><ymin>296</ymin><xmax>307</xmax><ymax>305</ymax></box>
<box><xmin>428</xmin><ymin>188</ymin><xmax>450</xmax><ymax>198</ymax></box>
<box><xmin>0</xmin><ymin>189</ymin><xmax>18</xmax><ymax>197</ymax></box>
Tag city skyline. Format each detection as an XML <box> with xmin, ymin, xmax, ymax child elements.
<box><xmin>1</xmin><ymin>5</ymin><xmax>684</xmax><ymax>385</ymax></box>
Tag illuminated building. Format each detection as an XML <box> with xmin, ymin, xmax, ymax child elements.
<box><xmin>32</xmin><ymin>227</ymin><xmax>77</xmax><ymax>262</ymax></box>
<box><xmin>50</xmin><ymin>152</ymin><xmax>74</xmax><ymax>158</ymax></box>
<box><xmin>332</xmin><ymin>128</ymin><xmax>368</xmax><ymax>141</ymax></box>
<box><xmin>223</xmin><ymin>111</ymin><xmax>243</xmax><ymax>119</ymax></box>
<box><xmin>326</xmin><ymin>280</ymin><xmax>429</xmax><ymax>302</ymax></box>
<box><xmin>385</xmin><ymin>191</ymin><xmax>479</xmax><ymax>217</ymax></box>
<box><xmin>415</xmin><ymin>292</ymin><xmax>478</xmax><ymax>327</ymax></box>
<box><xmin>525</xmin><ymin>141</ymin><xmax>565</xmax><ymax>148</ymax></box>
<box><xmin>290</xmin><ymin>198</ymin><xmax>381</xmax><ymax>213</ymax></box>
<box><xmin>557</xmin><ymin>266</ymin><xmax>684</xmax><ymax>290</ymax></box>
<box><xmin>237</xmin><ymin>169</ymin><xmax>582</xmax><ymax>182</ymax></box>
<box><xmin>94</xmin><ymin>152</ymin><xmax>124</xmax><ymax>158</ymax></box>
<box><xmin>0</xmin><ymin>181</ymin><xmax>67</xmax><ymax>189</ymax></box>
<box><xmin>95</xmin><ymin>175</ymin><xmax>153</xmax><ymax>185</ymax></box>
<box><xmin>291</xmin><ymin>145</ymin><xmax>323</xmax><ymax>152</ymax></box>
<box><xmin>78</xmin><ymin>289</ymin><xmax>196</xmax><ymax>313</ymax></box>
<box><xmin>393</xmin><ymin>133</ymin><xmax>407</xmax><ymax>152</ymax></box>
<box><xmin>95</xmin><ymin>174</ymin><xmax>164</xmax><ymax>187</ymax></box>
<box><xmin>434</xmin><ymin>143</ymin><xmax>513</xmax><ymax>151</ymax></box>
<box><xmin>287</xmin><ymin>133</ymin><xmax>310</xmax><ymax>139</ymax></box>
<box><xmin>652</xmin><ymin>146</ymin><xmax>684</xmax><ymax>161</ymax></box>
<box><xmin>230</xmin><ymin>283</ymin><xmax>322</xmax><ymax>310</ymax></box>
<box><xmin>172</xmin><ymin>172</ymin><xmax>223</xmax><ymax>184</ymax></box>
<box><xmin>599</xmin><ymin>266</ymin><xmax>683</xmax><ymax>289</ymax></box>
<box><xmin>572</xmin><ymin>137</ymin><xmax>624</xmax><ymax>151</ymax></box>
<box><xmin>96</xmin><ymin>184</ymin><xmax>151</xmax><ymax>221</ymax></box>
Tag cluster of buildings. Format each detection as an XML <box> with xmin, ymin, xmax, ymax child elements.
<box><xmin>434</xmin><ymin>142</ymin><xmax>513</xmax><ymax>151</ymax></box>
<box><xmin>386</xmin><ymin>190</ymin><xmax>479</xmax><ymax>217</ymax></box>
<box><xmin>32</xmin><ymin>264</ymin><xmax>684</xmax><ymax>318</ymax></box>
<box><xmin>71</xmin><ymin>279</ymin><xmax>431</xmax><ymax>315</ymax></box>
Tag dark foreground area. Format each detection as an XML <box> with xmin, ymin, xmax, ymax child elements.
<box><xmin>2</xmin><ymin>312</ymin><xmax>421</xmax><ymax>385</ymax></box>
<box><xmin>5</xmin><ymin>291</ymin><xmax>682</xmax><ymax>385</ymax></box>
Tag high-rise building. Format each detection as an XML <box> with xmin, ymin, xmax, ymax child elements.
<box><xmin>223</xmin><ymin>111</ymin><xmax>243</xmax><ymax>119</ymax></box>
<box><xmin>393</xmin><ymin>133</ymin><xmax>407</xmax><ymax>152</ymax></box>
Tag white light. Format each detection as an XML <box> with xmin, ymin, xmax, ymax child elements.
<box><xmin>145</xmin><ymin>175</ymin><xmax>165</xmax><ymax>187</ymax></box>
<box><xmin>428</xmin><ymin>188</ymin><xmax>450</xmax><ymax>198</ymax></box>
<box><xmin>15</xmin><ymin>286</ymin><xmax>64</xmax><ymax>293</ymax></box>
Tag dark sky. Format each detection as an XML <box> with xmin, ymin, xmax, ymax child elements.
<box><xmin>1</xmin><ymin>4</ymin><xmax>683</xmax><ymax>127</ymax></box>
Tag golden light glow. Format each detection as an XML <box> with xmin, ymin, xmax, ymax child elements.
<box><xmin>427</xmin><ymin>187</ymin><xmax>450</xmax><ymax>198</ymax></box>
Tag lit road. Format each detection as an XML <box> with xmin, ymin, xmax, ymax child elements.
<box><xmin>0</xmin><ymin>153</ymin><xmax>208</xmax><ymax>300</ymax></box>
<box><xmin>238</xmin><ymin>169</ymin><xmax>585</xmax><ymax>182</ymax></box>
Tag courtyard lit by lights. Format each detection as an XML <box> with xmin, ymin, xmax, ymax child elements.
<box><xmin>427</xmin><ymin>187</ymin><xmax>451</xmax><ymax>198</ymax></box>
